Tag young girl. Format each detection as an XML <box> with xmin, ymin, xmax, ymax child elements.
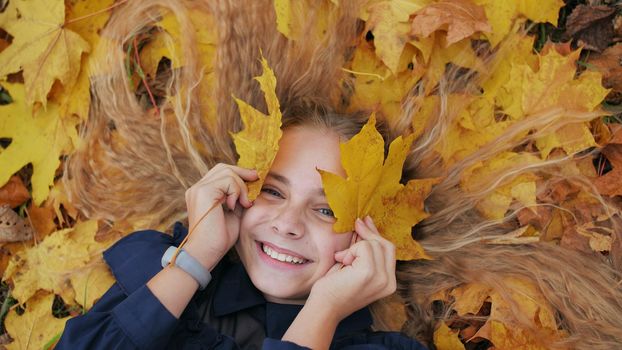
<box><xmin>56</xmin><ymin>112</ymin><xmax>428</xmax><ymax>349</ymax></box>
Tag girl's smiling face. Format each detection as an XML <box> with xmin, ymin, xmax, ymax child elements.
<box><xmin>235</xmin><ymin>126</ymin><xmax>353</xmax><ymax>304</ymax></box>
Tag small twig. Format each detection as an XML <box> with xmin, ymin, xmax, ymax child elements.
<box><xmin>133</xmin><ymin>36</ymin><xmax>160</xmax><ymax>115</ymax></box>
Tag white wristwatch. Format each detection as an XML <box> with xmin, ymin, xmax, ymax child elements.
<box><xmin>161</xmin><ymin>246</ymin><xmax>212</xmax><ymax>290</ymax></box>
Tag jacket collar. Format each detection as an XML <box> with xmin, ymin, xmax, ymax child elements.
<box><xmin>211</xmin><ymin>254</ymin><xmax>374</xmax><ymax>339</ymax></box>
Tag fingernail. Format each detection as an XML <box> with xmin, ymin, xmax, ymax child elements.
<box><xmin>355</xmin><ymin>218</ymin><xmax>363</xmax><ymax>226</ymax></box>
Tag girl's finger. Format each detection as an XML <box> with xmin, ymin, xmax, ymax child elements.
<box><xmin>196</xmin><ymin>164</ymin><xmax>258</xmax><ymax>185</ymax></box>
<box><xmin>205</xmin><ymin>169</ymin><xmax>252</xmax><ymax>208</ymax></box>
<box><xmin>362</xmin><ymin>216</ymin><xmax>395</xmax><ymax>270</ymax></box>
<box><xmin>227</xmin><ymin>165</ymin><xmax>259</xmax><ymax>181</ymax></box>
<box><xmin>356</xmin><ymin>217</ymin><xmax>396</xmax><ymax>277</ymax></box>
<box><xmin>354</xmin><ymin>217</ymin><xmax>383</xmax><ymax>241</ymax></box>
<box><xmin>335</xmin><ymin>249</ymin><xmax>356</xmax><ymax>266</ymax></box>
<box><xmin>364</xmin><ymin>216</ymin><xmax>380</xmax><ymax>234</ymax></box>
<box><xmin>225</xmin><ymin>185</ymin><xmax>240</xmax><ymax>211</ymax></box>
<box><xmin>227</xmin><ymin>170</ymin><xmax>253</xmax><ymax>207</ymax></box>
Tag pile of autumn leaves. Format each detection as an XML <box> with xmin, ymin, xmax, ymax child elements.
<box><xmin>1</xmin><ymin>0</ymin><xmax>621</xmax><ymax>349</ymax></box>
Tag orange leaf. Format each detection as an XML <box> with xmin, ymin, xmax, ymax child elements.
<box><xmin>410</xmin><ymin>0</ymin><xmax>491</xmax><ymax>45</ymax></box>
<box><xmin>0</xmin><ymin>175</ymin><xmax>30</xmax><ymax>207</ymax></box>
<box><xmin>593</xmin><ymin>144</ymin><xmax>622</xmax><ymax>196</ymax></box>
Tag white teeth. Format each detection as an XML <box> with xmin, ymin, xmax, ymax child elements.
<box><xmin>262</xmin><ymin>244</ymin><xmax>306</xmax><ymax>264</ymax></box>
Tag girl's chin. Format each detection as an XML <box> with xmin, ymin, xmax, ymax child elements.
<box><xmin>257</xmin><ymin>284</ymin><xmax>309</xmax><ymax>304</ymax></box>
<box><xmin>247</xmin><ymin>267</ymin><xmax>312</xmax><ymax>304</ymax></box>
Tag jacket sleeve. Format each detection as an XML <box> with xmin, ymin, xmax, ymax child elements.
<box><xmin>262</xmin><ymin>331</ymin><xmax>428</xmax><ymax>350</ymax></box>
<box><xmin>262</xmin><ymin>338</ymin><xmax>311</xmax><ymax>350</ymax></box>
<box><xmin>55</xmin><ymin>283</ymin><xmax>179</xmax><ymax>350</ymax></box>
<box><xmin>56</xmin><ymin>225</ymin><xmax>190</xmax><ymax>350</ymax></box>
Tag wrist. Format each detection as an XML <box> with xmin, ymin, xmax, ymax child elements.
<box><xmin>183</xmin><ymin>241</ymin><xmax>226</xmax><ymax>271</ymax></box>
<box><xmin>305</xmin><ymin>293</ymin><xmax>343</xmax><ymax>325</ymax></box>
<box><xmin>308</xmin><ymin>286</ymin><xmax>350</xmax><ymax>323</ymax></box>
<box><xmin>282</xmin><ymin>297</ymin><xmax>340</xmax><ymax>349</ymax></box>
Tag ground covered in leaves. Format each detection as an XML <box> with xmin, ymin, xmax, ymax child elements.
<box><xmin>2</xmin><ymin>0</ymin><xmax>622</xmax><ymax>349</ymax></box>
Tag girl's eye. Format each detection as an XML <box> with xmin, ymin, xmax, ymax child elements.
<box><xmin>317</xmin><ymin>207</ymin><xmax>335</xmax><ymax>218</ymax></box>
<box><xmin>261</xmin><ymin>187</ymin><xmax>283</xmax><ymax>198</ymax></box>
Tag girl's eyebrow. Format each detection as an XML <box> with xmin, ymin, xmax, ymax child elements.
<box><xmin>266</xmin><ymin>172</ymin><xmax>290</xmax><ymax>185</ymax></box>
<box><xmin>267</xmin><ymin>172</ymin><xmax>327</xmax><ymax>197</ymax></box>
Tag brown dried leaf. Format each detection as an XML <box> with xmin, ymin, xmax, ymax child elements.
<box><xmin>410</xmin><ymin>0</ymin><xmax>491</xmax><ymax>45</ymax></box>
<box><xmin>0</xmin><ymin>204</ymin><xmax>34</xmax><ymax>243</ymax></box>
<box><xmin>588</xmin><ymin>43</ymin><xmax>622</xmax><ymax>102</ymax></box>
<box><xmin>0</xmin><ymin>175</ymin><xmax>29</xmax><ymax>207</ymax></box>
<box><xmin>593</xmin><ymin>144</ymin><xmax>622</xmax><ymax>196</ymax></box>
<box><xmin>564</xmin><ymin>5</ymin><xmax>615</xmax><ymax>52</ymax></box>
<box><xmin>589</xmin><ymin>232</ymin><xmax>612</xmax><ymax>252</ymax></box>
<box><xmin>560</xmin><ymin>226</ymin><xmax>592</xmax><ymax>254</ymax></box>
<box><xmin>27</xmin><ymin>201</ymin><xmax>57</xmax><ymax>238</ymax></box>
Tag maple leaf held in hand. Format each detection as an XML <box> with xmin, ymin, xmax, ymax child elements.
<box><xmin>231</xmin><ymin>55</ymin><xmax>283</xmax><ymax>200</ymax></box>
<box><xmin>319</xmin><ymin>114</ymin><xmax>439</xmax><ymax>260</ymax></box>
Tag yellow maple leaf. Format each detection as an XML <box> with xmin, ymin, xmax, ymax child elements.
<box><xmin>498</xmin><ymin>48</ymin><xmax>608</xmax><ymax>158</ymax></box>
<box><xmin>481</xmin><ymin>32</ymin><xmax>538</xmax><ymax>103</ymax></box>
<box><xmin>3</xmin><ymin>220</ymin><xmax>106</xmax><ymax>303</ymax></box>
<box><xmin>0</xmin><ymin>0</ymin><xmax>90</xmax><ymax>106</ymax></box>
<box><xmin>434</xmin><ymin>321</ymin><xmax>466</xmax><ymax>350</ymax></box>
<box><xmin>420</xmin><ymin>34</ymin><xmax>485</xmax><ymax>94</ymax></box>
<box><xmin>461</xmin><ymin>152</ymin><xmax>540</xmax><ymax>220</ymax></box>
<box><xmin>365</xmin><ymin>0</ymin><xmax>431</xmax><ymax>75</ymax></box>
<box><xmin>346</xmin><ymin>44</ymin><xmax>422</xmax><ymax>129</ymax></box>
<box><xmin>431</xmin><ymin>95</ymin><xmax>519</xmax><ymax>166</ymax></box>
<box><xmin>450</xmin><ymin>282</ymin><xmax>491</xmax><ymax>316</ymax></box>
<box><xmin>473</xmin><ymin>0</ymin><xmax>564</xmax><ymax>46</ymax></box>
<box><xmin>319</xmin><ymin>114</ymin><xmax>438</xmax><ymax>260</ymax></box>
<box><xmin>139</xmin><ymin>7</ymin><xmax>219</xmax><ymax>129</ymax></box>
<box><xmin>4</xmin><ymin>292</ymin><xmax>69</xmax><ymax>350</ymax></box>
<box><xmin>0</xmin><ymin>83</ymin><xmax>79</xmax><ymax>205</ymax></box>
<box><xmin>57</xmin><ymin>0</ymin><xmax>116</xmax><ymax>120</ymax></box>
<box><xmin>274</xmin><ymin>0</ymin><xmax>334</xmax><ymax>41</ymax></box>
<box><xmin>535</xmin><ymin>123</ymin><xmax>596</xmax><ymax>159</ymax></box>
<box><xmin>481</xmin><ymin>277</ymin><xmax>566</xmax><ymax>348</ymax></box>
<box><xmin>410</xmin><ymin>0</ymin><xmax>491</xmax><ymax>46</ymax></box>
<box><xmin>140</xmin><ymin>7</ymin><xmax>218</xmax><ymax>76</ymax></box>
<box><xmin>441</xmin><ymin>278</ymin><xmax>566</xmax><ymax>350</ymax></box>
<box><xmin>231</xmin><ymin>56</ymin><xmax>283</xmax><ymax>200</ymax></box>
<box><xmin>70</xmin><ymin>260</ymin><xmax>115</xmax><ymax>310</ymax></box>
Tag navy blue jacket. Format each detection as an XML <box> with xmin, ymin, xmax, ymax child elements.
<box><xmin>56</xmin><ymin>222</ymin><xmax>427</xmax><ymax>350</ymax></box>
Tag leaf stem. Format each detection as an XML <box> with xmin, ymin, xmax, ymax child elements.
<box><xmin>341</xmin><ymin>67</ymin><xmax>387</xmax><ymax>81</ymax></box>
<box><xmin>169</xmin><ymin>200</ymin><xmax>221</xmax><ymax>266</ymax></box>
<box><xmin>65</xmin><ymin>0</ymin><xmax>130</xmax><ymax>25</ymax></box>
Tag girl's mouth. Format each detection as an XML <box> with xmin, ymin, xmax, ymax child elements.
<box><xmin>257</xmin><ymin>241</ymin><xmax>310</xmax><ymax>266</ymax></box>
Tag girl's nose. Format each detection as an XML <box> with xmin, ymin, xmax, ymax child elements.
<box><xmin>270</xmin><ymin>205</ymin><xmax>305</xmax><ymax>238</ymax></box>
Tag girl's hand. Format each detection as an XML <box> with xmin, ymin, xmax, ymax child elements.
<box><xmin>308</xmin><ymin>216</ymin><xmax>397</xmax><ymax>322</ymax></box>
<box><xmin>183</xmin><ymin>163</ymin><xmax>257</xmax><ymax>270</ymax></box>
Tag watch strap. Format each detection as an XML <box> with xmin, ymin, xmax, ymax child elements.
<box><xmin>161</xmin><ymin>246</ymin><xmax>211</xmax><ymax>290</ymax></box>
